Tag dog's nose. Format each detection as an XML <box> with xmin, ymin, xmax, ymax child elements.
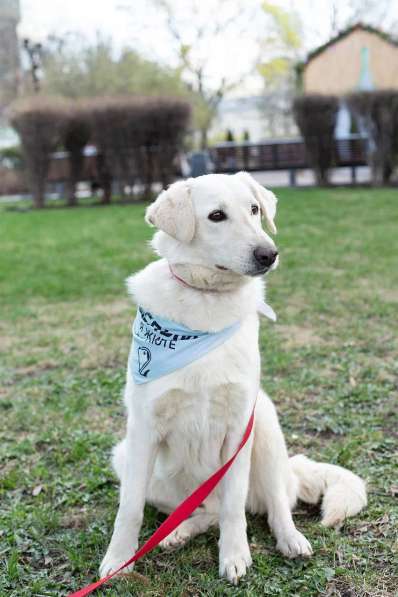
<box><xmin>253</xmin><ymin>246</ymin><xmax>278</xmax><ymax>268</ymax></box>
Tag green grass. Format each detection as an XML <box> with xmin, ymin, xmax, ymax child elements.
<box><xmin>1</xmin><ymin>188</ymin><xmax>397</xmax><ymax>596</ymax></box>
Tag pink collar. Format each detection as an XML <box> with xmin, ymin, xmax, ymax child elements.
<box><xmin>168</xmin><ymin>264</ymin><xmax>277</xmax><ymax>321</ymax></box>
<box><xmin>168</xmin><ymin>264</ymin><xmax>220</xmax><ymax>292</ymax></box>
<box><xmin>169</xmin><ymin>264</ymin><xmax>194</xmax><ymax>289</ymax></box>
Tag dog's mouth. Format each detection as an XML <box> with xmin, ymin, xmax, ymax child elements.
<box><xmin>216</xmin><ymin>255</ymin><xmax>279</xmax><ymax>276</ymax></box>
<box><xmin>216</xmin><ymin>264</ymin><xmax>271</xmax><ymax>276</ymax></box>
<box><xmin>247</xmin><ymin>266</ymin><xmax>271</xmax><ymax>277</ymax></box>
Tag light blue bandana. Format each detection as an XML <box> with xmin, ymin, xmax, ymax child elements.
<box><xmin>129</xmin><ymin>307</ymin><xmax>241</xmax><ymax>384</ymax></box>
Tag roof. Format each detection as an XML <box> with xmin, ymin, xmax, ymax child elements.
<box><xmin>302</xmin><ymin>23</ymin><xmax>398</xmax><ymax>69</ymax></box>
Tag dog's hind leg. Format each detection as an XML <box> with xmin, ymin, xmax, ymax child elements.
<box><xmin>160</xmin><ymin>506</ymin><xmax>218</xmax><ymax>550</ymax></box>
<box><xmin>247</xmin><ymin>391</ymin><xmax>312</xmax><ymax>558</ymax></box>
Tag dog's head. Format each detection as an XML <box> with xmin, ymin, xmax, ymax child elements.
<box><xmin>146</xmin><ymin>172</ymin><xmax>278</xmax><ymax>278</ymax></box>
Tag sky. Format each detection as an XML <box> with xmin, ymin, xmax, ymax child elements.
<box><xmin>19</xmin><ymin>0</ymin><xmax>398</xmax><ymax>95</ymax></box>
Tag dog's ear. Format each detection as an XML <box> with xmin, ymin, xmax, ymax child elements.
<box><xmin>235</xmin><ymin>171</ymin><xmax>277</xmax><ymax>234</ymax></box>
<box><xmin>145</xmin><ymin>180</ymin><xmax>195</xmax><ymax>243</ymax></box>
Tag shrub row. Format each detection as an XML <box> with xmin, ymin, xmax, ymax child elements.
<box><xmin>347</xmin><ymin>90</ymin><xmax>398</xmax><ymax>185</ymax></box>
<box><xmin>9</xmin><ymin>96</ymin><xmax>191</xmax><ymax>207</ymax></box>
<box><xmin>293</xmin><ymin>90</ymin><xmax>398</xmax><ymax>186</ymax></box>
<box><xmin>293</xmin><ymin>94</ymin><xmax>339</xmax><ymax>186</ymax></box>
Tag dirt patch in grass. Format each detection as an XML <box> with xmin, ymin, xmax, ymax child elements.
<box><xmin>60</xmin><ymin>507</ymin><xmax>90</xmax><ymax>529</ymax></box>
<box><xmin>278</xmin><ymin>324</ymin><xmax>326</xmax><ymax>348</ymax></box>
<box><xmin>0</xmin><ymin>333</ymin><xmax>15</xmax><ymax>352</ymax></box>
<box><xmin>90</xmin><ymin>298</ymin><xmax>132</xmax><ymax>316</ymax></box>
<box><xmin>82</xmin><ymin>406</ymin><xmax>125</xmax><ymax>435</ymax></box>
<box><xmin>326</xmin><ymin>574</ymin><xmax>398</xmax><ymax>596</ymax></box>
<box><xmin>355</xmin><ymin>279</ymin><xmax>398</xmax><ymax>304</ymax></box>
<box><xmin>12</xmin><ymin>360</ymin><xmax>59</xmax><ymax>379</ymax></box>
<box><xmin>377</xmin><ymin>288</ymin><xmax>398</xmax><ymax>303</ymax></box>
<box><xmin>1</xmin><ymin>298</ymin><xmax>132</xmax><ymax>372</ymax></box>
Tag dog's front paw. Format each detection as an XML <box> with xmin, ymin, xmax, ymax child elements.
<box><xmin>276</xmin><ymin>529</ymin><xmax>312</xmax><ymax>559</ymax></box>
<box><xmin>99</xmin><ymin>544</ymin><xmax>136</xmax><ymax>577</ymax></box>
<box><xmin>219</xmin><ymin>541</ymin><xmax>252</xmax><ymax>585</ymax></box>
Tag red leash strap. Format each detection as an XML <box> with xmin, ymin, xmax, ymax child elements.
<box><xmin>68</xmin><ymin>404</ymin><xmax>256</xmax><ymax>596</ymax></box>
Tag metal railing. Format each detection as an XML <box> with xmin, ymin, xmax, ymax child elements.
<box><xmin>210</xmin><ymin>135</ymin><xmax>368</xmax><ymax>173</ymax></box>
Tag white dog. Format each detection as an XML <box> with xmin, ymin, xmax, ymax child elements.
<box><xmin>100</xmin><ymin>172</ymin><xmax>367</xmax><ymax>584</ymax></box>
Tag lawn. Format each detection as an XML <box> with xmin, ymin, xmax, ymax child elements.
<box><xmin>0</xmin><ymin>188</ymin><xmax>397</xmax><ymax>597</ymax></box>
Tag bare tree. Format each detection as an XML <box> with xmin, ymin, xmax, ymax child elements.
<box><xmin>21</xmin><ymin>38</ymin><xmax>43</xmax><ymax>93</ymax></box>
<box><xmin>296</xmin><ymin>0</ymin><xmax>395</xmax><ymax>54</ymax></box>
<box><xmin>137</xmin><ymin>0</ymin><xmax>254</xmax><ymax>148</ymax></box>
<box><xmin>327</xmin><ymin>0</ymin><xmax>393</xmax><ymax>38</ymax></box>
<box><xmin>258</xmin><ymin>3</ymin><xmax>303</xmax><ymax>138</ymax></box>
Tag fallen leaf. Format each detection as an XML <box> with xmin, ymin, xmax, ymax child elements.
<box><xmin>336</xmin><ymin>549</ymin><xmax>344</xmax><ymax>564</ymax></box>
<box><xmin>375</xmin><ymin>514</ymin><xmax>389</xmax><ymax>525</ymax></box>
<box><xmin>117</xmin><ymin>570</ymin><xmax>150</xmax><ymax>585</ymax></box>
<box><xmin>349</xmin><ymin>375</ymin><xmax>357</xmax><ymax>387</ymax></box>
<box><xmin>32</xmin><ymin>484</ymin><xmax>43</xmax><ymax>497</ymax></box>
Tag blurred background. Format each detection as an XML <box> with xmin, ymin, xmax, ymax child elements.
<box><xmin>1</xmin><ymin>0</ymin><xmax>398</xmax><ymax>203</ymax></box>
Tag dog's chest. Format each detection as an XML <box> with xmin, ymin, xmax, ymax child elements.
<box><xmin>152</xmin><ymin>380</ymin><xmax>246</xmax><ymax>434</ymax></box>
<box><xmin>152</xmin><ymin>382</ymin><xmax>248</xmax><ymax>478</ymax></box>
<box><xmin>147</xmin><ymin>318</ymin><xmax>260</xmax><ymax>474</ymax></box>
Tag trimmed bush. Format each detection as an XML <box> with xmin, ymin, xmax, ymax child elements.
<box><xmin>134</xmin><ymin>97</ymin><xmax>191</xmax><ymax>191</ymax></box>
<box><xmin>9</xmin><ymin>97</ymin><xmax>68</xmax><ymax>208</ymax></box>
<box><xmin>9</xmin><ymin>95</ymin><xmax>191</xmax><ymax>206</ymax></box>
<box><xmin>293</xmin><ymin>94</ymin><xmax>339</xmax><ymax>186</ymax></box>
<box><xmin>88</xmin><ymin>98</ymin><xmax>117</xmax><ymax>204</ymax></box>
<box><xmin>347</xmin><ymin>90</ymin><xmax>398</xmax><ymax>185</ymax></box>
<box><xmin>89</xmin><ymin>96</ymin><xmax>191</xmax><ymax>199</ymax></box>
<box><xmin>0</xmin><ymin>166</ymin><xmax>27</xmax><ymax>196</ymax></box>
<box><xmin>63</xmin><ymin>102</ymin><xmax>91</xmax><ymax>206</ymax></box>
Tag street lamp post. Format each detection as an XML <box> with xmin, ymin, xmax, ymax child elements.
<box><xmin>22</xmin><ymin>38</ymin><xmax>42</xmax><ymax>92</ymax></box>
<box><xmin>17</xmin><ymin>23</ymin><xmax>46</xmax><ymax>93</ymax></box>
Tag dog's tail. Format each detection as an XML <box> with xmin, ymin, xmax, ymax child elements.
<box><xmin>289</xmin><ymin>454</ymin><xmax>367</xmax><ymax>527</ymax></box>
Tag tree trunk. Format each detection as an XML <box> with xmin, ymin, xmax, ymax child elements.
<box><xmin>67</xmin><ymin>179</ymin><xmax>77</xmax><ymax>207</ymax></box>
<box><xmin>200</xmin><ymin>127</ymin><xmax>208</xmax><ymax>150</ymax></box>
<box><xmin>382</xmin><ymin>163</ymin><xmax>392</xmax><ymax>185</ymax></box>
<box><xmin>370</xmin><ymin>153</ymin><xmax>383</xmax><ymax>186</ymax></box>
<box><xmin>315</xmin><ymin>167</ymin><xmax>329</xmax><ymax>187</ymax></box>
<box><xmin>101</xmin><ymin>179</ymin><xmax>112</xmax><ymax>204</ymax></box>
<box><xmin>96</xmin><ymin>153</ymin><xmax>112</xmax><ymax>204</ymax></box>
<box><xmin>144</xmin><ymin>146</ymin><xmax>154</xmax><ymax>198</ymax></box>
<box><xmin>67</xmin><ymin>152</ymin><xmax>85</xmax><ymax>207</ymax></box>
<box><xmin>32</xmin><ymin>180</ymin><xmax>45</xmax><ymax>208</ymax></box>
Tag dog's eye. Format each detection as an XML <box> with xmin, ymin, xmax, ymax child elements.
<box><xmin>208</xmin><ymin>210</ymin><xmax>227</xmax><ymax>222</ymax></box>
<box><xmin>251</xmin><ymin>204</ymin><xmax>259</xmax><ymax>215</ymax></box>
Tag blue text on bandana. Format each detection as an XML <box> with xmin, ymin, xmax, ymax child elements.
<box><xmin>129</xmin><ymin>307</ymin><xmax>240</xmax><ymax>384</ymax></box>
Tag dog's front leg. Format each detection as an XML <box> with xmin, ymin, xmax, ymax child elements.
<box><xmin>218</xmin><ymin>427</ymin><xmax>253</xmax><ymax>585</ymax></box>
<box><xmin>100</xmin><ymin>419</ymin><xmax>157</xmax><ymax>577</ymax></box>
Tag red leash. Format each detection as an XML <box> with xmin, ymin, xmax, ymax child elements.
<box><xmin>68</xmin><ymin>404</ymin><xmax>256</xmax><ymax>596</ymax></box>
